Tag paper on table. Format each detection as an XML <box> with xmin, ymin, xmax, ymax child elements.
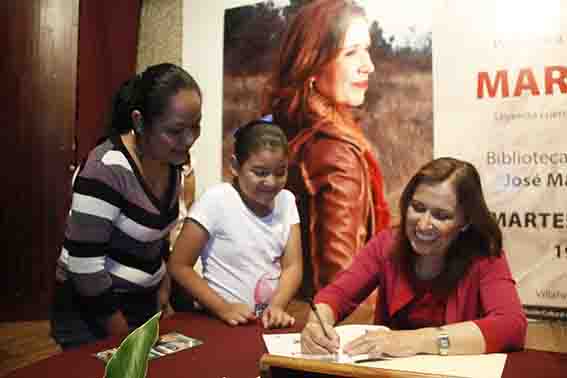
<box><xmin>263</xmin><ymin>324</ymin><xmax>508</xmax><ymax>378</ymax></box>
<box><xmin>262</xmin><ymin>324</ymin><xmax>389</xmax><ymax>363</ymax></box>
<box><xmin>360</xmin><ymin>353</ymin><xmax>507</xmax><ymax>378</ymax></box>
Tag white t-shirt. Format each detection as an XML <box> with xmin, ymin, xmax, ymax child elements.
<box><xmin>188</xmin><ymin>183</ymin><xmax>300</xmax><ymax>312</ymax></box>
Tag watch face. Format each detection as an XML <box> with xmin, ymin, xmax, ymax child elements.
<box><xmin>438</xmin><ymin>331</ymin><xmax>450</xmax><ymax>356</ymax></box>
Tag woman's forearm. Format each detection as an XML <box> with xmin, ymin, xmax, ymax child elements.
<box><xmin>307</xmin><ymin>303</ymin><xmax>337</xmax><ymax>326</ymax></box>
<box><xmin>414</xmin><ymin>321</ymin><xmax>486</xmax><ymax>355</ymax></box>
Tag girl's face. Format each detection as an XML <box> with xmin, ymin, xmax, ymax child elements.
<box><xmin>314</xmin><ymin>17</ymin><xmax>374</xmax><ymax>107</ymax></box>
<box><xmin>143</xmin><ymin>89</ymin><xmax>202</xmax><ymax>166</ymax></box>
<box><xmin>232</xmin><ymin>147</ymin><xmax>288</xmax><ymax>216</ymax></box>
<box><xmin>405</xmin><ymin>180</ymin><xmax>466</xmax><ymax>259</ymax></box>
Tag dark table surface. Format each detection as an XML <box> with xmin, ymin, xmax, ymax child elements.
<box><xmin>6</xmin><ymin>311</ymin><xmax>291</xmax><ymax>378</ymax></box>
<box><xmin>6</xmin><ymin>310</ymin><xmax>567</xmax><ymax>378</ymax></box>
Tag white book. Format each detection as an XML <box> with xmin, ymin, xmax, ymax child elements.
<box><xmin>262</xmin><ymin>323</ymin><xmax>389</xmax><ymax>363</ymax></box>
<box><xmin>262</xmin><ymin>325</ymin><xmax>507</xmax><ymax>378</ymax></box>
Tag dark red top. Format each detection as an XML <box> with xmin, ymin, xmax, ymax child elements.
<box><xmin>315</xmin><ymin>229</ymin><xmax>527</xmax><ymax>353</ymax></box>
<box><xmin>390</xmin><ymin>277</ymin><xmax>446</xmax><ymax>330</ymax></box>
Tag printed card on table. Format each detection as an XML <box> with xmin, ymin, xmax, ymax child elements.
<box><xmin>94</xmin><ymin>331</ymin><xmax>203</xmax><ymax>363</ymax></box>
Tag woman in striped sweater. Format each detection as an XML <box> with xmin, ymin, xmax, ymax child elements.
<box><xmin>50</xmin><ymin>63</ymin><xmax>202</xmax><ymax>349</ymax></box>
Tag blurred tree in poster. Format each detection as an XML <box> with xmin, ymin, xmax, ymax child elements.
<box><xmin>224</xmin><ymin>1</ymin><xmax>285</xmax><ymax>74</ymax></box>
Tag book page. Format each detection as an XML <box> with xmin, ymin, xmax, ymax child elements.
<box><xmin>262</xmin><ymin>324</ymin><xmax>390</xmax><ymax>363</ymax></box>
<box><xmin>263</xmin><ymin>325</ymin><xmax>507</xmax><ymax>378</ymax></box>
<box><xmin>361</xmin><ymin>353</ymin><xmax>507</xmax><ymax>378</ymax></box>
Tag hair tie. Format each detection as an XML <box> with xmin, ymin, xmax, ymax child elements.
<box><xmin>233</xmin><ymin>118</ymin><xmax>274</xmax><ymax>139</ymax></box>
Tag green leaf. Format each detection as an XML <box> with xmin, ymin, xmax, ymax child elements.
<box><xmin>104</xmin><ymin>312</ymin><xmax>161</xmax><ymax>378</ymax></box>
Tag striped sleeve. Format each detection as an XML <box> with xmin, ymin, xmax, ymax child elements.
<box><xmin>63</xmin><ymin>159</ymin><xmax>124</xmax><ymax>314</ymax></box>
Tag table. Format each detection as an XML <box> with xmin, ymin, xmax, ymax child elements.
<box><xmin>260</xmin><ymin>350</ymin><xmax>567</xmax><ymax>378</ymax></box>
<box><xmin>5</xmin><ymin>310</ymin><xmax>296</xmax><ymax>378</ymax></box>
<box><xmin>6</xmin><ymin>308</ymin><xmax>567</xmax><ymax>378</ymax></box>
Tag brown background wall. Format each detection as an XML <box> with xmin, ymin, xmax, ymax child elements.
<box><xmin>137</xmin><ymin>0</ymin><xmax>183</xmax><ymax>71</ymax></box>
<box><xmin>0</xmin><ymin>0</ymin><xmax>140</xmax><ymax>321</ymax></box>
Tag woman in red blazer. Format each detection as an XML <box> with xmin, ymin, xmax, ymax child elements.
<box><xmin>302</xmin><ymin>157</ymin><xmax>527</xmax><ymax>356</ymax></box>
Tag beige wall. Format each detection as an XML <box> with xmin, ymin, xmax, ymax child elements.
<box><xmin>137</xmin><ymin>0</ymin><xmax>183</xmax><ymax>72</ymax></box>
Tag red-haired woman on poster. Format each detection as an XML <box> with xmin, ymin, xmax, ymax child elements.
<box><xmin>264</xmin><ymin>0</ymin><xmax>390</xmax><ymax>304</ymax></box>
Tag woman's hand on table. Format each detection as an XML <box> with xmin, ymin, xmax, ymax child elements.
<box><xmin>158</xmin><ymin>272</ymin><xmax>175</xmax><ymax>318</ymax></box>
<box><xmin>343</xmin><ymin>328</ymin><xmax>421</xmax><ymax>358</ymax></box>
<box><xmin>300</xmin><ymin>321</ymin><xmax>340</xmax><ymax>354</ymax></box>
<box><xmin>261</xmin><ymin>305</ymin><xmax>295</xmax><ymax>329</ymax></box>
<box><xmin>218</xmin><ymin>302</ymin><xmax>256</xmax><ymax>326</ymax></box>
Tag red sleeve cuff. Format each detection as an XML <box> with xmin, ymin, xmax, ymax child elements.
<box><xmin>473</xmin><ymin>318</ymin><xmax>500</xmax><ymax>353</ymax></box>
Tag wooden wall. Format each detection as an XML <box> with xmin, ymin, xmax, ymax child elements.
<box><xmin>76</xmin><ymin>0</ymin><xmax>141</xmax><ymax>161</ymax></box>
<box><xmin>0</xmin><ymin>0</ymin><xmax>140</xmax><ymax>321</ymax></box>
<box><xmin>0</xmin><ymin>0</ymin><xmax>79</xmax><ymax>321</ymax></box>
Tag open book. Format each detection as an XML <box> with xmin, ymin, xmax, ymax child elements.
<box><xmin>263</xmin><ymin>325</ymin><xmax>508</xmax><ymax>378</ymax></box>
<box><xmin>262</xmin><ymin>324</ymin><xmax>390</xmax><ymax>363</ymax></box>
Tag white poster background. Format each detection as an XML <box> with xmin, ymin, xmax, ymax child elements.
<box><xmin>184</xmin><ymin>0</ymin><xmax>567</xmax><ymax>311</ymax></box>
<box><xmin>434</xmin><ymin>0</ymin><xmax>567</xmax><ymax>310</ymax></box>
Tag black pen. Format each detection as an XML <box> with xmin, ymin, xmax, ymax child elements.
<box><xmin>308</xmin><ymin>300</ymin><xmax>331</xmax><ymax>339</ymax></box>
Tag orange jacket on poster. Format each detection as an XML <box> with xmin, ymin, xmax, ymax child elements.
<box><xmin>286</xmin><ymin>116</ymin><xmax>390</xmax><ymax>296</ymax></box>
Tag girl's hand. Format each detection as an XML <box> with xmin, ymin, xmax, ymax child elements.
<box><xmin>218</xmin><ymin>303</ymin><xmax>256</xmax><ymax>326</ymax></box>
<box><xmin>343</xmin><ymin>329</ymin><xmax>420</xmax><ymax>358</ymax></box>
<box><xmin>261</xmin><ymin>305</ymin><xmax>295</xmax><ymax>329</ymax></box>
<box><xmin>300</xmin><ymin>321</ymin><xmax>340</xmax><ymax>355</ymax></box>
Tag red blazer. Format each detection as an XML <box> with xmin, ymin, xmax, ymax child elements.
<box><xmin>315</xmin><ymin>229</ymin><xmax>527</xmax><ymax>353</ymax></box>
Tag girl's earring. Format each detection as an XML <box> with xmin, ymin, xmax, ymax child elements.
<box><xmin>134</xmin><ymin>121</ymin><xmax>144</xmax><ymax>159</ymax></box>
<box><xmin>135</xmin><ymin>119</ymin><xmax>144</xmax><ymax>135</ymax></box>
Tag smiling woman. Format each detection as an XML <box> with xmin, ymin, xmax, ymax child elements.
<box><xmin>50</xmin><ymin>63</ymin><xmax>203</xmax><ymax>350</ymax></box>
<box><xmin>264</xmin><ymin>0</ymin><xmax>391</xmax><ymax>300</ymax></box>
<box><xmin>301</xmin><ymin>157</ymin><xmax>527</xmax><ymax>358</ymax></box>
<box><xmin>406</xmin><ymin>179</ymin><xmax>467</xmax><ymax>280</ymax></box>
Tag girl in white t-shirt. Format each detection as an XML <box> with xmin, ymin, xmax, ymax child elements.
<box><xmin>169</xmin><ymin>120</ymin><xmax>303</xmax><ymax>328</ymax></box>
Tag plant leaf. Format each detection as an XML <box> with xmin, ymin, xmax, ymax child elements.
<box><xmin>104</xmin><ymin>311</ymin><xmax>161</xmax><ymax>378</ymax></box>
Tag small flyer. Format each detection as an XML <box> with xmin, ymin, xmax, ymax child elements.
<box><xmin>94</xmin><ymin>331</ymin><xmax>203</xmax><ymax>363</ymax></box>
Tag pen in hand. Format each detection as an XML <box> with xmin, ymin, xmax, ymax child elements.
<box><xmin>308</xmin><ymin>299</ymin><xmax>331</xmax><ymax>339</ymax></box>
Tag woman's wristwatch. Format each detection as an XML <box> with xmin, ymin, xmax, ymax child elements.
<box><xmin>437</xmin><ymin>327</ymin><xmax>450</xmax><ymax>356</ymax></box>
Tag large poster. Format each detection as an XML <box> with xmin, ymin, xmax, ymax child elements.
<box><xmin>434</xmin><ymin>0</ymin><xmax>567</xmax><ymax>318</ymax></box>
<box><xmin>222</xmin><ymin>0</ymin><xmax>433</xmax><ymax>218</ymax></box>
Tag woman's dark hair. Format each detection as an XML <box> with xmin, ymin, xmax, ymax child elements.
<box><xmin>396</xmin><ymin>157</ymin><xmax>502</xmax><ymax>294</ymax></box>
<box><xmin>107</xmin><ymin>63</ymin><xmax>201</xmax><ymax>136</ymax></box>
<box><xmin>264</xmin><ymin>0</ymin><xmax>367</xmax><ymax>140</ymax></box>
<box><xmin>233</xmin><ymin>120</ymin><xmax>289</xmax><ymax>165</ymax></box>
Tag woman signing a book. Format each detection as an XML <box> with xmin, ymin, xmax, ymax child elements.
<box><xmin>301</xmin><ymin>157</ymin><xmax>527</xmax><ymax>357</ymax></box>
